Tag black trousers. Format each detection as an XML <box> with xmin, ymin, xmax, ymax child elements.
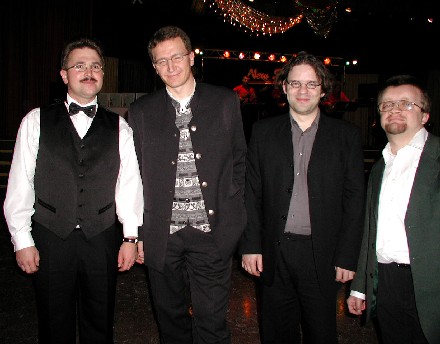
<box><xmin>260</xmin><ymin>234</ymin><xmax>339</xmax><ymax>344</ymax></box>
<box><xmin>377</xmin><ymin>263</ymin><xmax>428</xmax><ymax>344</ymax></box>
<box><xmin>32</xmin><ymin>222</ymin><xmax>120</xmax><ymax>344</ymax></box>
<box><xmin>148</xmin><ymin>225</ymin><xmax>232</xmax><ymax>344</ymax></box>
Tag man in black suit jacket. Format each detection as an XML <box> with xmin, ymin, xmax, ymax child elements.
<box><xmin>239</xmin><ymin>52</ymin><xmax>365</xmax><ymax>343</ymax></box>
<box><xmin>128</xmin><ymin>26</ymin><xmax>247</xmax><ymax>344</ymax></box>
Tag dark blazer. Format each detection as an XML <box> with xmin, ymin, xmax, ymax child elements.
<box><xmin>350</xmin><ymin>133</ymin><xmax>440</xmax><ymax>344</ymax></box>
<box><xmin>128</xmin><ymin>83</ymin><xmax>247</xmax><ymax>272</ymax></box>
<box><xmin>239</xmin><ymin>113</ymin><xmax>365</xmax><ymax>297</ymax></box>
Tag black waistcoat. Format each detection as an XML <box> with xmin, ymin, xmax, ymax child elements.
<box><xmin>33</xmin><ymin>102</ymin><xmax>120</xmax><ymax>239</ymax></box>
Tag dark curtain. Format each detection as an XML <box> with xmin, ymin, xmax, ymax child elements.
<box><xmin>1</xmin><ymin>0</ymin><xmax>92</xmax><ymax>138</ymax></box>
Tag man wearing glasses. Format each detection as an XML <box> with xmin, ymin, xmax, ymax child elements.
<box><xmin>128</xmin><ymin>26</ymin><xmax>247</xmax><ymax>344</ymax></box>
<box><xmin>347</xmin><ymin>75</ymin><xmax>439</xmax><ymax>344</ymax></box>
<box><xmin>3</xmin><ymin>38</ymin><xmax>143</xmax><ymax>343</ymax></box>
<box><xmin>239</xmin><ymin>51</ymin><xmax>365</xmax><ymax>343</ymax></box>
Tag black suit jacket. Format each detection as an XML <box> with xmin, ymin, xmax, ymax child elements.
<box><xmin>351</xmin><ymin>133</ymin><xmax>440</xmax><ymax>343</ymax></box>
<box><xmin>128</xmin><ymin>83</ymin><xmax>247</xmax><ymax>271</ymax></box>
<box><xmin>239</xmin><ymin>113</ymin><xmax>365</xmax><ymax>297</ymax></box>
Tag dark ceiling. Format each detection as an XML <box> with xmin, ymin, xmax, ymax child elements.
<box><xmin>91</xmin><ymin>0</ymin><xmax>439</xmax><ymax>74</ymax></box>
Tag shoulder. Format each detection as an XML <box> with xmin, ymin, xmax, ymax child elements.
<box><xmin>130</xmin><ymin>89</ymin><xmax>165</xmax><ymax>109</ymax></box>
<box><xmin>253</xmin><ymin>114</ymin><xmax>290</xmax><ymax>134</ymax></box>
<box><xmin>197</xmin><ymin>82</ymin><xmax>237</xmax><ymax>98</ymax></box>
<box><xmin>319</xmin><ymin>114</ymin><xmax>361</xmax><ymax>134</ymax></box>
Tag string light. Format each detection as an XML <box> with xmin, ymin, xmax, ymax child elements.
<box><xmin>205</xmin><ymin>0</ymin><xmax>303</xmax><ymax>35</ymax></box>
<box><xmin>197</xmin><ymin>49</ymin><xmax>346</xmax><ymax>66</ymax></box>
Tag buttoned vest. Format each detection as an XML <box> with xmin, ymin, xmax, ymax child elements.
<box><xmin>33</xmin><ymin>103</ymin><xmax>120</xmax><ymax>239</ymax></box>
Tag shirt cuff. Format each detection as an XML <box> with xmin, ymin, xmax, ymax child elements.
<box><xmin>11</xmin><ymin>231</ymin><xmax>35</xmax><ymax>252</ymax></box>
<box><xmin>122</xmin><ymin>223</ymin><xmax>139</xmax><ymax>239</ymax></box>
<box><xmin>350</xmin><ymin>290</ymin><xmax>366</xmax><ymax>300</ymax></box>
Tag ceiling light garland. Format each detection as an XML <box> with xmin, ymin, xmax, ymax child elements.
<box><xmin>204</xmin><ymin>0</ymin><xmax>303</xmax><ymax>36</ymax></box>
<box><xmin>295</xmin><ymin>1</ymin><xmax>338</xmax><ymax>38</ymax></box>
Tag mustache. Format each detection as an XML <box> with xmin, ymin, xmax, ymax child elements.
<box><xmin>80</xmin><ymin>76</ymin><xmax>97</xmax><ymax>82</ymax></box>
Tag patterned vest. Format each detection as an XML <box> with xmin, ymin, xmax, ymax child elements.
<box><xmin>170</xmin><ymin>97</ymin><xmax>210</xmax><ymax>234</ymax></box>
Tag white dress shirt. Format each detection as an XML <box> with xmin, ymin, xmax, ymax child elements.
<box><xmin>3</xmin><ymin>94</ymin><xmax>144</xmax><ymax>251</ymax></box>
<box><xmin>377</xmin><ymin>128</ymin><xmax>427</xmax><ymax>264</ymax></box>
<box><xmin>351</xmin><ymin>128</ymin><xmax>428</xmax><ymax>300</ymax></box>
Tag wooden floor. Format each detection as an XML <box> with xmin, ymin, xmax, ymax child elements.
<box><xmin>0</xmin><ymin>190</ymin><xmax>379</xmax><ymax>343</ymax></box>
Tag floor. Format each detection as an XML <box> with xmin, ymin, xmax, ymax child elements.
<box><xmin>0</xmin><ymin>190</ymin><xmax>380</xmax><ymax>343</ymax></box>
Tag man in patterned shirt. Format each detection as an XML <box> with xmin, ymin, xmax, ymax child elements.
<box><xmin>128</xmin><ymin>26</ymin><xmax>247</xmax><ymax>344</ymax></box>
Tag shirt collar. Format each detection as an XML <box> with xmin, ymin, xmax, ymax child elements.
<box><xmin>383</xmin><ymin>127</ymin><xmax>428</xmax><ymax>163</ymax></box>
<box><xmin>66</xmin><ymin>94</ymin><xmax>98</xmax><ymax>109</ymax></box>
<box><xmin>166</xmin><ymin>81</ymin><xmax>196</xmax><ymax>111</ymax></box>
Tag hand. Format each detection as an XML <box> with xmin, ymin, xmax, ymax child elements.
<box><xmin>118</xmin><ymin>242</ymin><xmax>137</xmax><ymax>272</ymax></box>
<box><xmin>347</xmin><ymin>295</ymin><xmax>366</xmax><ymax>315</ymax></box>
<box><xmin>16</xmin><ymin>246</ymin><xmax>40</xmax><ymax>274</ymax></box>
<box><xmin>135</xmin><ymin>241</ymin><xmax>144</xmax><ymax>265</ymax></box>
<box><xmin>241</xmin><ymin>254</ymin><xmax>263</xmax><ymax>276</ymax></box>
<box><xmin>335</xmin><ymin>267</ymin><xmax>355</xmax><ymax>283</ymax></box>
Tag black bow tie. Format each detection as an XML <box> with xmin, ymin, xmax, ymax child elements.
<box><xmin>68</xmin><ymin>103</ymin><xmax>96</xmax><ymax>118</ymax></box>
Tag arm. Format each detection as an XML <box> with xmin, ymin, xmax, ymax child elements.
<box><xmin>239</xmin><ymin>123</ymin><xmax>264</xmax><ymax>265</ymax></box>
<box><xmin>3</xmin><ymin>109</ymin><xmax>40</xmax><ymax>273</ymax></box>
<box><xmin>334</xmin><ymin>127</ymin><xmax>366</xmax><ymax>275</ymax></box>
<box><xmin>115</xmin><ymin>117</ymin><xmax>144</xmax><ymax>271</ymax></box>
<box><xmin>231</xmin><ymin>94</ymin><xmax>247</xmax><ymax>192</ymax></box>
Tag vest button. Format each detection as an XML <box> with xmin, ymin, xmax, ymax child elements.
<box><xmin>80</xmin><ymin>144</ymin><xmax>85</xmax><ymax>149</ymax></box>
<box><xmin>171</xmin><ymin>161</ymin><xmax>176</xmax><ymax>165</ymax></box>
<box><xmin>208</xmin><ymin>209</ymin><xmax>214</xmax><ymax>215</ymax></box>
<box><xmin>195</xmin><ymin>153</ymin><xmax>202</xmax><ymax>159</ymax></box>
<box><xmin>79</xmin><ymin>159</ymin><xmax>84</xmax><ymax>165</ymax></box>
<box><xmin>201</xmin><ymin>181</ymin><xmax>207</xmax><ymax>187</ymax></box>
<box><xmin>191</xmin><ymin>126</ymin><xmax>197</xmax><ymax>131</ymax></box>
<box><xmin>79</xmin><ymin>173</ymin><xmax>84</xmax><ymax>178</ymax></box>
<box><xmin>78</xmin><ymin>204</ymin><xmax>83</xmax><ymax>208</ymax></box>
<box><xmin>80</xmin><ymin>189</ymin><xmax>84</xmax><ymax>193</ymax></box>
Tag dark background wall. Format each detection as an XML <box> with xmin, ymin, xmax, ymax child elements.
<box><xmin>1</xmin><ymin>0</ymin><xmax>439</xmax><ymax>139</ymax></box>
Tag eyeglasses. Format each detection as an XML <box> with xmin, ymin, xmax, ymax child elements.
<box><xmin>154</xmin><ymin>53</ymin><xmax>190</xmax><ymax>67</ymax></box>
<box><xmin>65</xmin><ymin>63</ymin><xmax>103</xmax><ymax>72</ymax></box>
<box><xmin>285</xmin><ymin>80</ymin><xmax>321</xmax><ymax>89</ymax></box>
<box><xmin>378</xmin><ymin>100</ymin><xmax>425</xmax><ymax>113</ymax></box>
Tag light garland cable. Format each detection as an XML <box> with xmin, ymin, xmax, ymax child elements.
<box><xmin>205</xmin><ymin>0</ymin><xmax>303</xmax><ymax>35</ymax></box>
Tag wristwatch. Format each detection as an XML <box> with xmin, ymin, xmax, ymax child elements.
<box><xmin>122</xmin><ymin>237</ymin><xmax>138</xmax><ymax>244</ymax></box>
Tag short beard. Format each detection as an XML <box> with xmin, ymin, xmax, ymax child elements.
<box><xmin>384</xmin><ymin>122</ymin><xmax>407</xmax><ymax>135</ymax></box>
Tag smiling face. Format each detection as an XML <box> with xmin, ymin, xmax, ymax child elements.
<box><xmin>282</xmin><ymin>64</ymin><xmax>325</xmax><ymax>120</ymax></box>
<box><xmin>59</xmin><ymin>47</ymin><xmax>104</xmax><ymax>105</ymax></box>
<box><xmin>379</xmin><ymin>84</ymin><xmax>429</xmax><ymax>140</ymax></box>
<box><xmin>151</xmin><ymin>37</ymin><xmax>195</xmax><ymax>98</ymax></box>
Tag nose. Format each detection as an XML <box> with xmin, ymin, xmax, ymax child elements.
<box><xmin>166</xmin><ymin>59</ymin><xmax>175</xmax><ymax>72</ymax></box>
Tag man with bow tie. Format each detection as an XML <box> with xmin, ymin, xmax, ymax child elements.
<box><xmin>3</xmin><ymin>38</ymin><xmax>144</xmax><ymax>343</ymax></box>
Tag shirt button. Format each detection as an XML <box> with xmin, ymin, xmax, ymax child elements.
<box><xmin>185</xmin><ymin>198</ymin><xmax>190</xmax><ymax>203</ymax></box>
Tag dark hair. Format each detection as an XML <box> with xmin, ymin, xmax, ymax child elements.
<box><xmin>60</xmin><ymin>38</ymin><xmax>104</xmax><ymax>70</ymax></box>
<box><xmin>377</xmin><ymin>75</ymin><xmax>431</xmax><ymax>113</ymax></box>
<box><xmin>147</xmin><ymin>26</ymin><xmax>192</xmax><ymax>61</ymax></box>
<box><xmin>275</xmin><ymin>51</ymin><xmax>333</xmax><ymax>96</ymax></box>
